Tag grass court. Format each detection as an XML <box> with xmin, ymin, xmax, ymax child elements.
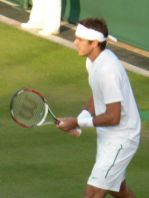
<box><xmin>0</xmin><ymin>22</ymin><xmax>149</xmax><ymax>197</ymax></box>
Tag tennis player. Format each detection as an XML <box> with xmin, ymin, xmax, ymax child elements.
<box><xmin>57</xmin><ymin>18</ymin><xmax>141</xmax><ymax>198</ymax></box>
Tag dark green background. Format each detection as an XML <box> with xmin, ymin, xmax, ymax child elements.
<box><xmin>9</xmin><ymin>0</ymin><xmax>149</xmax><ymax>51</ymax></box>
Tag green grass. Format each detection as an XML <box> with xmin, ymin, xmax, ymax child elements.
<box><xmin>0</xmin><ymin>22</ymin><xmax>149</xmax><ymax>197</ymax></box>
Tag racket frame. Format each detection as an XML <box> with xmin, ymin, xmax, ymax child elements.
<box><xmin>10</xmin><ymin>88</ymin><xmax>59</xmax><ymax>128</ymax></box>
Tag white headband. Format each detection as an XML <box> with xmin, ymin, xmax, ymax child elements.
<box><xmin>75</xmin><ymin>24</ymin><xmax>117</xmax><ymax>42</ymax></box>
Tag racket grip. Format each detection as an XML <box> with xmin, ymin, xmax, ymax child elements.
<box><xmin>55</xmin><ymin>119</ymin><xmax>61</xmax><ymax>125</ymax></box>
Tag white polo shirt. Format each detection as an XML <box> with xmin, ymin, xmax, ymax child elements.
<box><xmin>86</xmin><ymin>49</ymin><xmax>141</xmax><ymax>143</ymax></box>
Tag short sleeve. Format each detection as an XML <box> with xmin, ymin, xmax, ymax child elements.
<box><xmin>100</xmin><ymin>71</ymin><xmax>124</xmax><ymax>104</ymax></box>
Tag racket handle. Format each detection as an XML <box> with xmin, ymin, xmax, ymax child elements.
<box><xmin>40</xmin><ymin>121</ymin><xmax>55</xmax><ymax>126</ymax></box>
<box><xmin>55</xmin><ymin>119</ymin><xmax>60</xmax><ymax>125</ymax></box>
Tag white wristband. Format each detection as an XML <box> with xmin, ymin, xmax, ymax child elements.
<box><xmin>77</xmin><ymin>117</ymin><xmax>94</xmax><ymax>128</ymax></box>
<box><xmin>77</xmin><ymin>110</ymin><xmax>91</xmax><ymax>119</ymax></box>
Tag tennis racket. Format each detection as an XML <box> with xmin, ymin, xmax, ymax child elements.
<box><xmin>10</xmin><ymin>88</ymin><xmax>81</xmax><ymax>135</ymax></box>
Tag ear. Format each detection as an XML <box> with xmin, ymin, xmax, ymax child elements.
<box><xmin>91</xmin><ymin>40</ymin><xmax>99</xmax><ymax>49</ymax></box>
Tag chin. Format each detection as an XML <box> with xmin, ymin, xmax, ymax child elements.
<box><xmin>78</xmin><ymin>52</ymin><xmax>86</xmax><ymax>57</ymax></box>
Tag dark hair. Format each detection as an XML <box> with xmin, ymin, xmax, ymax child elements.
<box><xmin>78</xmin><ymin>18</ymin><xmax>108</xmax><ymax>51</ymax></box>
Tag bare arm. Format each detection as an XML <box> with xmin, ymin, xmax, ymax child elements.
<box><xmin>57</xmin><ymin>101</ymin><xmax>121</xmax><ymax>132</ymax></box>
<box><xmin>93</xmin><ymin>102</ymin><xmax>121</xmax><ymax>126</ymax></box>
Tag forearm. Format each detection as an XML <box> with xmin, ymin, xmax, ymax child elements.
<box><xmin>57</xmin><ymin>101</ymin><xmax>121</xmax><ymax>131</ymax></box>
<box><xmin>93</xmin><ymin>112</ymin><xmax>120</xmax><ymax>126</ymax></box>
<box><xmin>77</xmin><ymin>102</ymin><xmax>121</xmax><ymax>128</ymax></box>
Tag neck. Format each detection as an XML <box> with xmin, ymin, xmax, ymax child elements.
<box><xmin>88</xmin><ymin>47</ymin><xmax>102</xmax><ymax>62</ymax></box>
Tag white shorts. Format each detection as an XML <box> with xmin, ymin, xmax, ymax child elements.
<box><xmin>87</xmin><ymin>136</ymin><xmax>139</xmax><ymax>192</ymax></box>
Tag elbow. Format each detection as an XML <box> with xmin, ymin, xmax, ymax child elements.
<box><xmin>111</xmin><ymin>119</ymin><xmax>120</xmax><ymax>125</ymax></box>
<box><xmin>110</xmin><ymin>115</ymin><xmax>121</xmax><ymax>125</ymax></box>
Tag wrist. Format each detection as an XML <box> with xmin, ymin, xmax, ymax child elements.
<box><xmin>77</xmin><ymin>117</ymin><xmax>94</xmax><ymax>128</ymax></box>
<box><xmin>77</xmin><ymin>109</ymin><xmax>91</xmax><ymax>119</ymax></box>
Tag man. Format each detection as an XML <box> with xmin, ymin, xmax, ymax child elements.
<box><xmin>57</xmin><ymin>18</ymin><xmax>141</xmax><ymax>198</ymax></box>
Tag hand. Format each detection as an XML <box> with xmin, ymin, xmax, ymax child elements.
<box><xmin>56</xmin><ymin>117</ymin><xmax>81</xmax><ymax>137</ymax></box>
<box><xmin>57</xmin><ymin>117</ymin><xmax>78</xmax><ymax>131</ymax></box>
<box><xmin>69</xmin><ymin>128</ymin><xmax>82</xmax><ymax>137</ymax></box>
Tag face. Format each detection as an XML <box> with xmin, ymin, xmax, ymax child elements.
<box><xmin>74</xmin><ymin>37</ymin><xmax>94</xmax><ymax>57</ymax></box>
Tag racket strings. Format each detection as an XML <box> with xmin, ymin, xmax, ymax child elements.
<box><xmin>11</xmin><ymin>91</ymin><xmax>46</xmax><ymax>127</ymax></box>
